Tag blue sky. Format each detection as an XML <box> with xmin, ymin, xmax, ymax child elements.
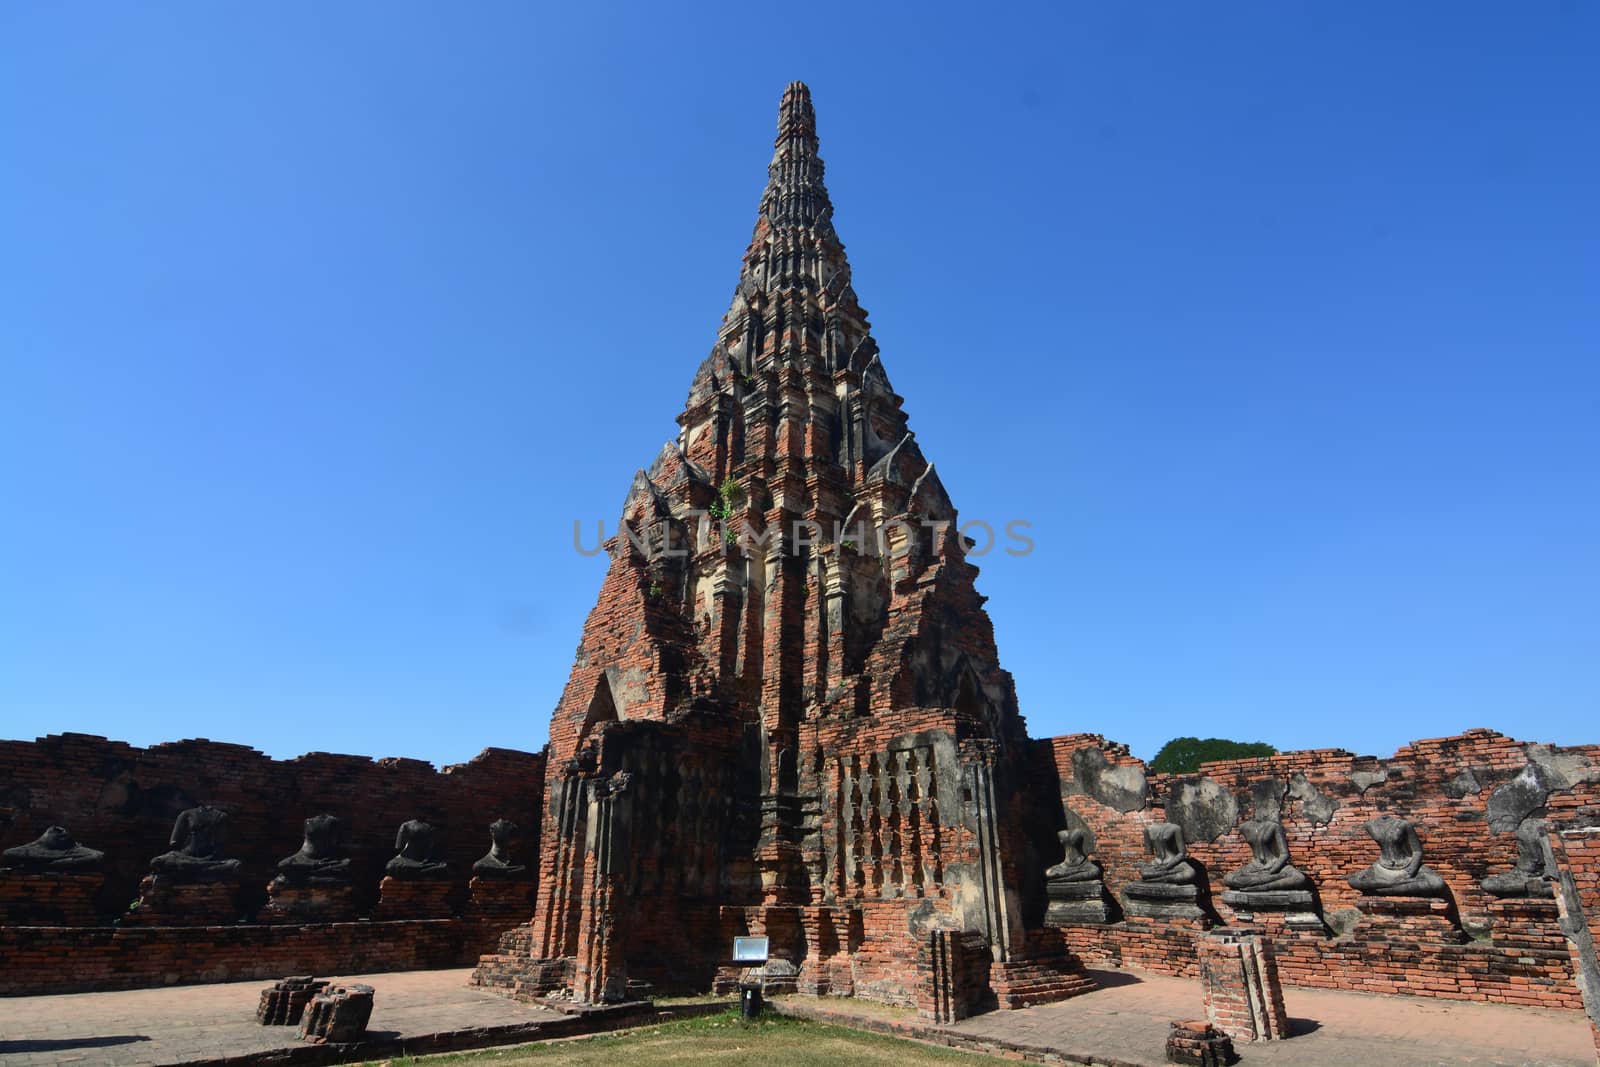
<box><xmin>2</xmin><ymin>2</ymin><xmax>1595</xmax><ymax>767</ymax></box>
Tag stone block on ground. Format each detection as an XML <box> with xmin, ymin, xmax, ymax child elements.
<box><xmin>298</xmin><ymin>982</ymin><xmax>375</xmax><ymax>1043</ymax></box>
<box><xmin>1166</xmin><ymin>1019</ymin><xmax>1236</xmax><ymax>1066</ymax></box>
<box><xmin>257</xmin><ymin>976</ymin><xmax>328</xmax><ymax>1025</ymax></box>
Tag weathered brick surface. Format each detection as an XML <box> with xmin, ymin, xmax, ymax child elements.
<box><xmin>256</xmin><ymin>976</ymin><xmax>328</xmax><ymax>1025</ymax></box>
<box><xmin>1197</xmin><ymin>927</ymin><xmax>1288</xmax><ymax>1042</ymax></box>
<box><xmin>0</xmin><ymin>871</ymin><xmax>101</xmax><ymax>925</ymax></box>
<box><xmin>0</xmin><ymin>918</ymin><xmax>506</xmax><ymax>995</ymax></box>
<box><xmin>0</xmin><ymin>733</ymin><xmax>541</xmax><ymax>995</ymax></box>
<box><xmin>1547</xmin><ymin>825</ymin><xmax>1600</xmax><ymax>1060</ymax></box>
<box><xmin>0</xmin><ymin>733</ymin><xmax>544</xmax><ymax>920</ymax></box>
<box><xmin>1036</xmin><ymin>728</ymin><xmax>1597</xmax><ymax>1010</ymax></box>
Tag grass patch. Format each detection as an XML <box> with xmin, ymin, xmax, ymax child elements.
<box><xmin>365</xmin><ymin>1008</ymin><xmax>991</xmax><ymax>1065</ymax></box>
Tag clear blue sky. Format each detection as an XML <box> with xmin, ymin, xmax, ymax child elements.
<box><xmin>2</xmin><ymin>3</ymin><xmax>1595</xmax><ymax>767</ymax></box>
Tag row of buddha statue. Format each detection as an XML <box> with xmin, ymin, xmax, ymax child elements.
<box><xmin>1045</xmin><ymin>813</ymin><xmax>1554</xmax><ymax>928</ymax></box>
<box><xmin>1</xmin><ymin>807</ymin><xmax>534</xmax><ymax>886</ymax></box>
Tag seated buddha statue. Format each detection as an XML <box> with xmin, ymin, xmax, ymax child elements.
<box><xmin>1224</xmin><ymin>818</ymin><xmax>1311</xmax><ymax>893</ymax></box>
<box><xmin>273</xmin><ymin>814</ymin><xmax>352</xmax><ymax>886</ymax></box>
<box><xmin>149</xmin><ymin>805</ymin><xmax>243</xmax><ymax>883</ymax></box>
<box><xmin>1347</xmin><ymin>815</ymin><xmax>1446</xmax><ymax>895</ymax></box>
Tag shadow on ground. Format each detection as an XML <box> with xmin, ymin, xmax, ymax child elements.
<box><xmin>1083</xmin><ymin>969</ymin><xmax>1146</xmax><ymax>989</ymax></box>
<box><xmin>0</xmin><ymin>1035</ymin><xmax>151</xmax><ymax>1053</ymax></box>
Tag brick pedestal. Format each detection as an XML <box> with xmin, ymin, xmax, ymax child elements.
<box><xmin>121</xmin><ymin>877</ymin><xmax>239</xmax><ymax>926</ymax></box>
<box><xmin>1166</xmin><ymin>1020</ymin><xmax>1235</xmax><ymax>1066</ymax></box>
<box><xmin>258</xmin><ymin>882</ymin><xmax>358</xmax><ymax>924</ymax></box>
<box><xmin>1197</xmin><ymin>927</ymin><xmax>1288</xmax><ymax>1042</ymax></box>
<box><xmin>1487</xmin><ymin>897</ymin><xmax>1565</xmax><ymax>952</ymax></box>
<box><xmin>918</xmin><ymin>928</ymin><xmax>993</xmax><ymax>1022</ymax></box>
<box><xmin>1352</xmin><ymin>895</ymin><xmax>1465</xmax><ymax>943</ymax></box>
<box><xmin>298</xmin><ymin>982</ymin><xmax>374</xmax><ymax>1043</ymax></box>
<box><xmin>467</xmin><ymin>877</ymin><xmax>534</xmax><ymax>925</ymax></box>
<box><xmin>257</xmin><ymin>976</ymin><xmax>329</xmax><ymax>1025</ymax></box>
<box><xmin>0</xmin><ymin>871</ymin><xmax>103</xmax><ymax>925</ymax></box>
<box><xmin>373</xmin><ymin>876</ymin><xmax>453</xmax><ymax>920</ymax></box>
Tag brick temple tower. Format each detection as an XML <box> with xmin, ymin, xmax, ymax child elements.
<box><xmin>473</xmin><ymin>82</ymin><xmax>1094</xmax><ymax>1012</ymax></box>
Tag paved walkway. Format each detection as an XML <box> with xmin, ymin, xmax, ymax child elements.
<box><xmin>784</xmin><ymin>969</ymin><xmax>1596</xmax><ymax>1067</ymax></box>
<box><xmin>0</xmin><ymin>969</ymin><xmax>563</xmax><ymax>1066</ymax></box>
<box><xmin>0</xmin><ymin>967</ymin><xmax>1593</xmax><ymax>1067</ymax></box>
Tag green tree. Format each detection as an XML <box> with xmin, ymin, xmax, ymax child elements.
<box><xmin>1149</xmin><ymin>736</ymin><xmax>1277</xmax><ymax>775</ymax></box>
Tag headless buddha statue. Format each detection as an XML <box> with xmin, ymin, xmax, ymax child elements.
<box><xmin>471</xmin><ymin>818</ymin><xmax>529</xmax><ymax>879</ymax></box>
<box><xmin>2</xmin><ymin>826</ymin><xmax>104</xmax><ymax>873</ymax></box>
<box><xmin>149</xmin><ymin>805</ymin><xmax>243</xmax><ymax>883</ymax></box>
<box><xmin>273</xmin><ymin>814</ymin><xmax>352</xmax><ymax>886</ymax></box>
<box><xmin>385</xmin><ymin>818</ymin><xmax>450</xmax><ymax>880</ymax></box>
<box><xmin>1223</xmin><ymin>818</ymin><xmax>1311</xmax><ymax>893</ymax></box>
<box><xmin>1347</xmin><ymin>815</ymin><xmax>1446</xmax><ymax>895</ymax></box>
<box><xmin>1045</xmin><ymin>827</ymin><xmax>1102</xmax><ymax>882</ymax></box>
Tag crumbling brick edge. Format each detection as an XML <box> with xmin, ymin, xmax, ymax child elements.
<box><xmin>153</xmin><ymin>1000</ymin><xmax>733</xmax><ymax>1067</ymax></box>
<box><xmin>770</xmin><ymin>997</ymin><xmax>1142</xmax><ymax>1067</ymax></box>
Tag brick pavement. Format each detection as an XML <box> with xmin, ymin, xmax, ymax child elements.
<box><xmin>0</xmin><ymin>968</ymin><xmax>561</xmax><ymax>1067</ymax></box>
<box><xmin>778</xmin><ymin>969</ymin><xmax>1596</xmax><ymax>1067</ymax></box>
<box><xmin>0</xmin><ymin>966</ymin><xmax>1592</xmax><ymax>1067</ymax></box>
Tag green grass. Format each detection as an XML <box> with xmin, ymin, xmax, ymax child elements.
<box><xmin>368</xmin><ymin>1009</ymin><xmax>992</xmax><ymax>1065</ymax></box>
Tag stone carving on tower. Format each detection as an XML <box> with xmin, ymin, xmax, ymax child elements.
<box><xmin>471</xmin><ymin>82</ymin><xmax>1094</xmax><ymax>1011</ymax></box>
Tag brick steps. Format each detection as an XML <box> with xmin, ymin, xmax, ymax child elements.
<box><xmin>990</xmin><ymin>956</ymin><xmax>1100</xmax><ymax>1010</ymax></box>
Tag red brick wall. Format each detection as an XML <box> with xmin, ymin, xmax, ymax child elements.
<box><xmin>1036</xmin><ymin>729</ymin><xmax>1598</xmax><ymax>1010</ymax></box>
<box><xmin>0</xmin><ymin>733</ymin><xmax>545</xmax><ymax>919</ymax></box>
<box><xmin>0</xmin><ymin>918</ymin><xmax>505</xmax><ymax>995</ymax></box>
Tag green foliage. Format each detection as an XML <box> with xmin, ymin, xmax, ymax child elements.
<box><xmin>1149</xmin><ymin>736</ymin><xmax>1277</xmax><ymax>775</ymax></box>
<box><xmin>709</xmin><ymin>476</ymin><xmax>742</xmax><ymax>521</ymax></box>
<box><xmin>647</xmin><ymin>581</ymin><xmax>664</xmax><ymax>599</ymax></box>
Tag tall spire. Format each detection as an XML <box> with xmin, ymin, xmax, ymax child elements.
<box><xmin>706</xmin><ymin>81</ymin><xmax>877</xmax><ymax>392</ymax></box>
<box><xmin>760</xmin><ymin>81</ymin><xmax>829</xmax><ymax>229</ymax></box>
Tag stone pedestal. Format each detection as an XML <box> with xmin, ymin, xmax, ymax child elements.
<box><xmin>467</xmin><ymin>877</ymin><xmax>534</xmax><ymax>925</ymax></box>
<box><xmin>372</xmin><ymin>876</ymin><xmax>453</xmax><ymax>920</ymax></box>
<box><xmin>1045</xmin><ymin>879</ymin><xmax>1111</xmax><ymax>925</ymax></box>
<box><xmin>1122</xmin><ymin>881</ymin><xmax>1207</xmax><ymax>921</ymax></box>
<box><xmin>122</xmin><ymin>876</ymin><xmax>239</xmax><ymax>926</ymax></box>
<box><xmin>0</xmin><ymin>871</ymin><xmax>103</xmax><ymax>925</ymax></box>
<box><xmin>1220</xmin><ymin>889</ymin><xmax>1323</xmax><ymax>932</ymax></box>
<box><xmin>1352</xmin><ymin>895</ymin><xmax>1465</xmax><ymax>942</ymax></box>
<box><xmin>1197</xmin><ymin>927</ymin><xmax>1288</xmax><ymax>1042</ymax></box>
<box><xmin>258</xmin><ymin>881</ymin><xmax>358</xmax><ymax>924</ymax></box>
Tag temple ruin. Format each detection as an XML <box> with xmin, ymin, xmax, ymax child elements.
<box><xmin>5</xmin><ymin>81</ymin><xmax>1600</xmax><ymax>1058</ymax></box>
